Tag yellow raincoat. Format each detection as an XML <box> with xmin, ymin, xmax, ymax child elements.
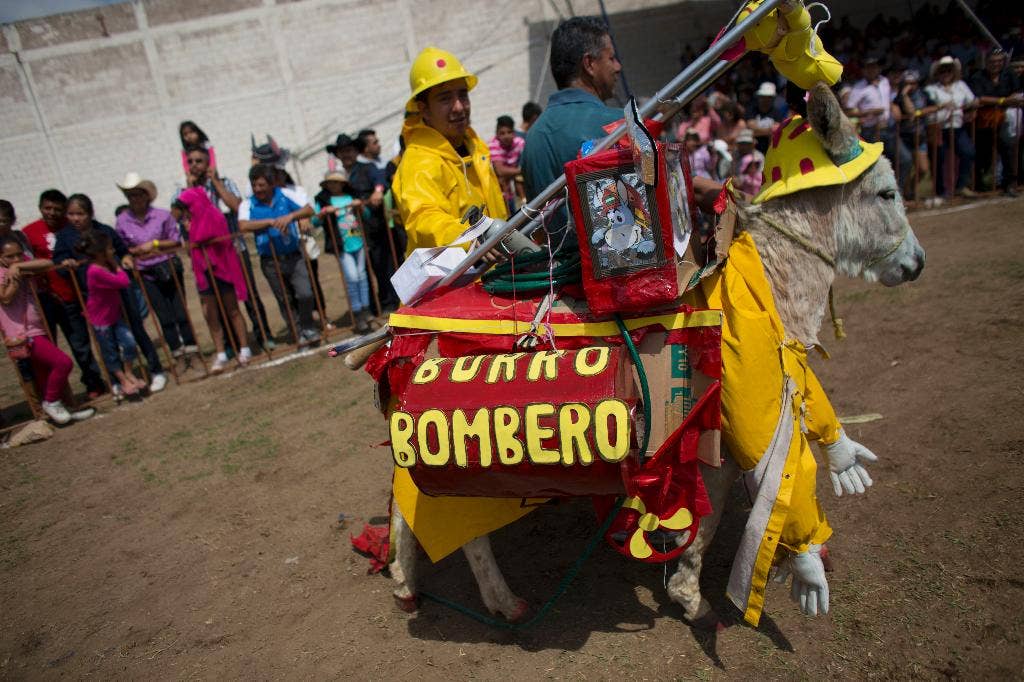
<box><xmin>391</xmin><ymin>114</ymin><xmax>528</xmax><ymax>561</ymax></box>
<box><xmin>683</xmin><ymin>230</ymin><xmax>841</xmax><ymax>626</ymax></box>
<box><xmin>393</xmin><ymin>115</ymin><xmax>508</xmax><ymax>255</ymax></box>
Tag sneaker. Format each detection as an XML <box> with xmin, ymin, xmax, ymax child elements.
<box><xmin>41</xmin><ymin>400</ymin><xmax>71</xmax><ymax>425</ymax></box>
<box><xmin>299</xmin><ymin>328</ymin><xmax>321</xmax><ymax>346</ymax></box>
<box><xmin>149</xmin><ymin>372</ymin><xmax>168</xmax><ymax>393</ymax></box>
<box><xmin>238</xmin><ymin>347</ymin><xmax>253</xmax><ymax>366</ymax></box>
<box><xmin>957</xmin><ymin>187</ymin><xmax>978</xmax><ymax>198</ymax></box>
<box><xmin>185</xmin><ymin>344</ymin><xmax>200</xmax><ymax>354</ymax></box>
<box><xmin>112</xmin><ymin>384</ymin><xmax>124</xmax><ymax>404</ymax></box>
<box><xmin>210</xmin><ymin>355</ymin><xmax>228</xmax><ymax>374</ymax></box>
<box><xmin>69</xmin><ymin>407</ymin><xmax>96</xmax><ymax>421</ymax></box>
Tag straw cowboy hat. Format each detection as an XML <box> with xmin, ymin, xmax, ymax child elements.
<box><xmin>116</xmin><ymin>172</ymin><xmax>157</xmax><ymax>200</ymax></box>
<box><xmin>319</xmin><ymin>169</ymin><xmax>350</xmax><ymax>188</ymax></box>
<box><xmin>930</xmin><ymin>55</ymin><xmax>962</xmax><ymax>81</ymax></box>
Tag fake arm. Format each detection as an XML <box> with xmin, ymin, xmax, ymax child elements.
<box><xmin>802</xmin><ymin>363</ymin><xmax>842</xmax><ymax>445</ymax></box>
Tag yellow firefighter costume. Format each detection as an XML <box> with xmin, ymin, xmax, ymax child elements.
<box><xmin>391</xmin><ymin>48</ymin><xmax>527</xmax><ymax>561</ymax></box>
<box><xmin>739</xmin><ymin>0</ymin><xmax>843</xmax><ymax>89</ymax></box>
<box><xmin>393</xmin><ymin>47</ymin><xmax>508</xmax><ymax>255</ymax></box>
<box><xmin>681</xmin><ymin>112</ymin><xmax>881</xmax><ymax>626</ymax></box>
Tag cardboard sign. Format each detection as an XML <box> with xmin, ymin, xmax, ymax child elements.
<box><xmin>393</xmin><ymin>346</ymin><xmax>637</xmax><ymax>497</ymax></box>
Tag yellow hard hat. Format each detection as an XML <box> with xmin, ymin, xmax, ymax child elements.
<box><xmin>407</xmin><ymin>46</ymin><xmax>478</xmax><ymax>107</ymax></box>
<box><xmin>754</xmin><ymin>115</ymin><xmax>882</xmax><ymax>204</ymax></box>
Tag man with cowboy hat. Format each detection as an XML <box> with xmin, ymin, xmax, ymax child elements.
<box><xmin>114</xmin><ymin>172</ymin><xmax>198</xmax><ymax>360</ymax></box>
<box><xmin>327</xmin><ymin>133</ymin><xmax>400</xmax><ymax>308</ymax></box>
<box><xmin>392</xmin><ymin>46</ymin><xmax>507</xmax><ymax>253</ymax></box>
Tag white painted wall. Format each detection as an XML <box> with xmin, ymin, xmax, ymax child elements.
<box><xmin>1</xmin><ymin>0</ymin><xmax>908</xmax><ymax>225</ymax></box>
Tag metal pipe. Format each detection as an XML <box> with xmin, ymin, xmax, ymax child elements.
<box><xmin>433</xmin><ymin>0</ymin><xmax>782</xmax><ymax>291</ymax></box>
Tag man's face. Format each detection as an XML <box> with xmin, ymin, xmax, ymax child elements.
<box><xmin>362</xmin><ymin>134</ymin><xmax>381</xmax><ymax>158</ymax></box>
<box><xmin>124</xmin><ymin>189</ymin><xmax>150</xmax><ymax>215</ymax></box>
<box><xmin>39</xmin><ymin>199</ymin><xmax>66</xmax><ymax>229</ymax></box>
<box><xmin>988</xmin><ymin>54</ymin><xmax>1006</xmax><ymax>75</ymax></box>
<box><xmin>1013</xmin><ymin>62</ymin><xmax>1024</xmax><ymax>79</ymax></box>
<box><xmin>336</xmin><ymin>145</ymin><xmax>358</xmax><ymax>169</ymax></box>
<box><xmin>757</xmin><ymin>95</ymin><xmax>773</xmax><ymax>112</ymax></box>
<box><xmin>585</xmin><ymin>35</ymin><xmax>621</xmax><ymax>101</ymax></box>
<box><xmin>684</xmin><ymin>137</ymin><xmax>699</xmax><ymax>153</ymax></box>
<box><xmin>187</xmin><ymin>150</ymin><xmax>209</xmax><ymax>178</ymax></box>
<box><xmin>496</xmin><ymin>125</ymin><xmax>515</xmax><ymax>149</ymax></box>
<box><xmin>419</xmin><ymin>78</ymin><xmax>471</xmax><ymax>146</ymax></box>
<box><xmin>864</xmin><ymin>63</ymin><xmax>881</xmax><ymax>81</ymax></box>
<box><xmin>252</xmin><ymin>176</ymin><xmax>274</xmax><ymax>202</ymax></box>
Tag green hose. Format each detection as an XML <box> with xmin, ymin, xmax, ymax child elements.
<box><xmin>615</xmin><ymin>314</ymin><xmax>652</xmax><ymax>458</ymax></box>
<box><xmin>481</xmin><ymin>251</ymin><xmax>581</xmax><ymax>294</ymax></box>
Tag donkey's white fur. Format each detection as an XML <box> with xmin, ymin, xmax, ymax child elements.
<box><xmin>388</xmin><ymin>84</ymin><xmax>925</xmax><ymax>624</ymax></box>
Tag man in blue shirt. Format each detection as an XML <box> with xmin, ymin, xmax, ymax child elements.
<box><xmin>521</xmin><ymin>16</ymin><xmax>623</xmax><ymax>242</ymax></box>
<box><xmin>238</xmin><ymin>163</ymin><xmax>320</xmax><ymax>345</ymax></box>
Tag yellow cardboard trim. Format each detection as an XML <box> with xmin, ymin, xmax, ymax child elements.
<box><xmin>389</xmin><ymin>309</ymin><xmax>723</xmax><ymax>336</ymax></box>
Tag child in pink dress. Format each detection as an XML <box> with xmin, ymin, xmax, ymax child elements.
<box><xmin>0</xmin><ymin>237</ymin><xmax>94</xmax><ymax>424</ymax></box>
<box><xmin>77</xmin><ymin>231</ymin><xmax>147</xmax><ymax>396</ymax></box>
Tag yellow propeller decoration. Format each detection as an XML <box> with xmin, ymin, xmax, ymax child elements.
<box><xmin>622</xmin><ymin>496</ymin><xmax>694</xmax><ymax>560</ymax></box>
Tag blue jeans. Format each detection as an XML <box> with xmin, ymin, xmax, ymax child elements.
<box><xmin>340</xmin><ymin>249</ymin><xmax>370</xmax><ymax>312</ymax></box>
<box><xmin>94</xmin><ymin>321</ymin><xmax>138</xmax><ymax>374</ymax></box>
<box><xmin>935</xmin><ymin>127</ymin><xmax>976</xmax><ymax>196</ymax></box>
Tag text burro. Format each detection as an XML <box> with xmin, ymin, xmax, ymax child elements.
<box><xmin>389</xmin><ymin>347</ymin><xmax>635</xmax><ymax>469</ymax></box>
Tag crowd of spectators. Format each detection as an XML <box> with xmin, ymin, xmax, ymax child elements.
<box><xmin>672</xmin><ymin>1</ymin><xmax>1024</xmax><ymax>201</ymax></box>
<box><xmin>2</xmin><ymin>2</ymin><xmax>1022</xmax><ymax>428</ymax></box>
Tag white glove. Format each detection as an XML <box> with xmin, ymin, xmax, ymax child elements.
<box><xmin>774</xmin><ymin>544</ymin><xmax>829</xmax><ymax>616</ymax></box>
<box><xmin>821</xmin><ymin>430</ymin><xmax>878</xmax><ymax>497</ymax></box>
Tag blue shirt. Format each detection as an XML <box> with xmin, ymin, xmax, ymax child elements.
<box><xmin>238</xmin><ymin>187</ymin><xmax>305</xmax><ymax>257</ymax></box>
<box><xmin>521</xmin><ymin>88</ymin><xmax>622</xmax><ymax>236</ymax></box>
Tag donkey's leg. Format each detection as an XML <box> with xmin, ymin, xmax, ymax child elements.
<box><xmin>667</xmin><ymin>456</ymin><xmax>741</xmax><ymax>626</ymax></box>
<box><xmin>390</xmin><ymin>506</ymin><xmax>420</xmax><ymax>612</ymax></box>
<box><xmin>463</xmin><ymin>535</ymin><xmax>529</xmax><ymax>622</ymax></box>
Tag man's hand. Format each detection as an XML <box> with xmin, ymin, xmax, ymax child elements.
<box><xmin>121</xmin><ymin>255</ymin><xmax>135</xmax><ymax>270</ymax></box>
<box><xmin>369</xmin><ymin>187</ymin><xmax>384</xmax><ymax>208</ymax></box>
<box><xmin>820</xmin><ymin>430</ymin><xmax>878</xmax><ymax>497</ymax></box>
<box><xmin>271</xmin><ymin>214</ymin><xmax>293</xmax><ymax>231</ymax></box>
<box><xmin>61</xmin><ymin>258</ymin><xmax>78</xmax><ymax>269</ymax></box>
<box><xmin>774</xmin><ymin>544</ymin><xmax>829</xmax><ymax>616</ymax></box>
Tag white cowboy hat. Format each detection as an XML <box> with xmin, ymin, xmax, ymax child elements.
<box><xmin>930</xmin><ymin>55</ymin><xmax>962</xmax><ymax>81</ymax></box>
<box><xmin>116</xmin><ymin>172</ymin><xmax>158</xmax><ymax>200</ymax></box>
<box><xmin>736</xmin><ymin>129</ymin><xmax>756</xmax><ymax>144</ymax></box>
<box><xmin>755</xmin><ymin>81</ymin><xmax>777</xmax><ymax>97</ymax></box>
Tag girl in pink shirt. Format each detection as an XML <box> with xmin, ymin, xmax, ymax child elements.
<box><xmin>78</xmin><ymin>231</ymin><xmax>146</xmax><ymax>396</ymax></box>
<box><xmin>0</xmin><ymin>237</ymin><xmax>94</xmax><ymax>424</ymax></box>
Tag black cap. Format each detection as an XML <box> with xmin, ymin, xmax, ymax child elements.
<box><xmin>326</xmin><ymin>133</ymin><xmax>356</xmax><ymax>155</ymax></box>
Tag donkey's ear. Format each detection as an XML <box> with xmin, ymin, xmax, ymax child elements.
<box><xmin>807</xmin><ymin>82</ymin><xmax>860</xmax><ymax>165</ymax></box>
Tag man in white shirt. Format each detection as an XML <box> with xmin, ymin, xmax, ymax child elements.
<box><xmin>847</xmin><ymin>58</ymin><xmax>911</xmax><ymax>192</ymax></box>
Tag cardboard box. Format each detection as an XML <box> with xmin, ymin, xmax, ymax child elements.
<box><xmin>390</xmin><ymin>247</ymin><xmax>481</xmax><ymax>305</ymax></box>
<box><xmin>636</xmin><ymin>330</ymin><xmax>720</xmax><ymax>467</ymax></box>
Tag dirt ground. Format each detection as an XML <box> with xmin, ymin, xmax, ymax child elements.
<box><xmin>1</xmin><ymin>198</ymin><xmax>1022</xmax><ymax>679</ymax></box>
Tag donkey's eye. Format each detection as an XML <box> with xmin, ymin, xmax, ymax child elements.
<box><xmin>878</xmin><ymin>189</ymin><xmax>897</xmax><ymax>201</ymax></box>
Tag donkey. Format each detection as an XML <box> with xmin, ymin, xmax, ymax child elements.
<box><xmin>389</xmin><ymin>83</ymin><xmax>925</xmax><ymax>624</ymax></box>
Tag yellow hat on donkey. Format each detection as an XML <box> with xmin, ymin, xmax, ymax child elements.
<box><xmin>754</xmin><ymin>115</ymin><xmax>882</xmax><ymax>204</ymax></box>
<box><xmin>407</xmin><ymin>46</ymin><xmax>478</xmax><ymax>109</ymax></box>
<box><xmin>739</xmin><ymin>0</ymin><xmax>843</xmax><ymax>89</ymax></box>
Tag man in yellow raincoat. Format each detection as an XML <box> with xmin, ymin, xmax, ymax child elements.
<box><xmin>393</xmin><ymin>47</ymin><xmax>508</xmax><ymax>253</ymax></box>
<box><xmin>391</xmin><ymin>47</ymin><xmax>538</xmax><ymax>562</ymax></box>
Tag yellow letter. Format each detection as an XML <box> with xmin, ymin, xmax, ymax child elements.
<box><xmin>485</xmin><ymin>352</ymin><xmax>525</xmax><ymax>383</ymax></box>
<box><xmin>417</xmin><ymin>409</ymin><xmax>451</xmax><ymax>466</ymax></box>
<box><xmin>450</xmin><ymin>354</ymin><xmax>485</xmax><ymax>383</ymax></box>
<box><xmin>413</xmin><ymin>357</ymin><xmax>445</xmax><ymax>384</ymax></box>
<box><xmin>493</xmin><ymin>406</ymin><xmax>524</xmax><ymax>465</ymax></box>
<box><xmin>574</xmin><ymin>346</ymin><xmax>610</xmax><ymax>377</ymax></box>
<box><xmin>452</xmin><ymin>408</ymin><xmax>493</xmax><ymax>468</ymax></box>
<box><xmin>526</xmin><ymin>350</ymin><xmax>564</xmax><ymax>381</ymax></box>
<box><xmin>559</xmin><ymin>403</ymin><xmax>593</xmax><ymax>465</ymax></box>
<box><xmin>594</xmin><ymin>399</ymin><xmax>630</xmax><ymax>462</ymax></box>
<box><xmin>390</xmin><ymin>411</ymin><xmax>417</xmax><ymax>467</ymax></box>
<box><xmin>525</xmin><ymin>403</ymin><xmax>559</xmax><ymax>464</ymax></box>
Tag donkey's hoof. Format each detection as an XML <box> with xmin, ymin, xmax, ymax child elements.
<box><xmin>506</xmin><ymin>598</ymin><xmax>529</xmax><ymax>623</ymax></box>
<box><xmin>689</xmin><ymin>611</ymin><xmax>726</xmax><ymax>632</ymax></box>
<box><xmin>393</xmin><ymin>593</ymin><xmax>419</xmax><ymax>613</ymax></box>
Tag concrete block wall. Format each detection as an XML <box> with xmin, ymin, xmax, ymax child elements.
<box><xmin>1</xmin><ymin>0</ymin><xmax>906</xmax><ymax>225</ymax></box>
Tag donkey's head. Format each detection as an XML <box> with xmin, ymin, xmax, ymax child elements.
<box><xmin>804</xmin><ymin>83</ymin><xmax>926</xmax><ymax>286</ymax></box>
